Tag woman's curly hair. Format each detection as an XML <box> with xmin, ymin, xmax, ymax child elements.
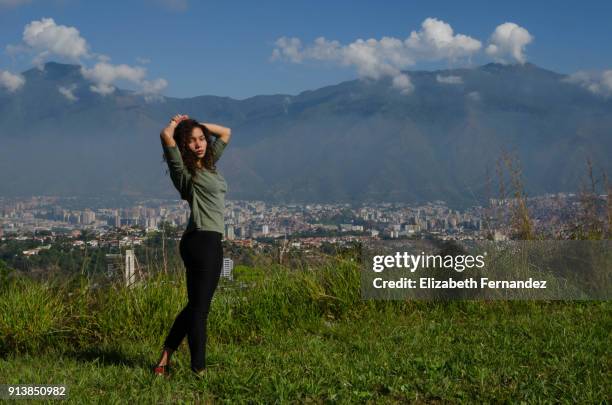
<box><xmin>162</xmin><ymin>118</ymin><xmax>218</xmax><ymax>177</ymax></box>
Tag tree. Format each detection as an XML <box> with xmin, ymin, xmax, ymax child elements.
<box><xmin>0</xmin><ymin>258</ymin><xmax>16</xmax><ymax>289</ymax></box>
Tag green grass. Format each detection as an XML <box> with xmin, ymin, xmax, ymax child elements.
<box><xmin>0</xmin><ymin>257</ymin><xmax>610</xmax><ymax>403</ymax></box>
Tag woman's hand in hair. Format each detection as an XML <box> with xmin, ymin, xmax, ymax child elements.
<box><xmin>160</xmin><ymin>114</ymin><xmax>189</xmax><ymax>146</ymax></box>
<box><xmin>199</xmin><ymin>122</ymin><xmax>232</xmax><ymax>144</ymax></box>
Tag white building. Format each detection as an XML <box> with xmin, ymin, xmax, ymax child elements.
<box><xmin>225</xmin><ymin>224</ymin><xmax>235</xmax><ymax>240</ymax></box>
<box><xmin>222</xmin><ymin>257</ymin><xmax>234</xmax><ymax>280</ymax></box>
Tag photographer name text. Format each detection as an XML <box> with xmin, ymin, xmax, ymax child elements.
<box><xmin>371</xmin><ymin>252</ymin><xmax>547</xmax><ymax>289</ymax></box>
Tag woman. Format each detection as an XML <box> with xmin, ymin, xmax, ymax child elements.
<box><xmin>153</xmin><ymin>113</ymin><xmax>231</xmax><ymax>377</ymax></box>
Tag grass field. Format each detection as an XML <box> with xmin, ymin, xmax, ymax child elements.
<box><xmin>0</xmin><ymin>257</ymin><xmax>610</xmax><ymax>403</ymax></box>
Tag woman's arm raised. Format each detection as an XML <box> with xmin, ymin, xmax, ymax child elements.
<box><xmin>200</xmin><ymin>122</ymin><xmax>232</xmax><ymax>144</ymax></box>
<box><xmin>160</xmin><ymin>114</ymin><xmax>189</xmax><ymax>146</ymax></box>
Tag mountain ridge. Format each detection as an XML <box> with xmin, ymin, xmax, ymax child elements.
<box><xmin>0</xmin><ymin>61</ymin><xmax>609</xmax><ymax>209</ymax></box>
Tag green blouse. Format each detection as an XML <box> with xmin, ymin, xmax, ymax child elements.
<box><xmin>162</xmin><ymin>139</ymin><xmax>228</xmax><ymax>236</ymax></box>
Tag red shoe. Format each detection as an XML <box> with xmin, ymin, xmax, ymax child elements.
<box><xmin>152</xmin><ymin>363</ymin><xmax>171</xmax><ymax>377</ymax></box>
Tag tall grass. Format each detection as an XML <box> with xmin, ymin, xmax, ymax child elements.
<box><xmin>0</xmin><ymin>256</ymin><xmax>367</xmax><ymax>355</ymax></box>
<box><xmin>0</xmin><ymin>254</ymin><xmax>460</xmax><ymax>356</ymax></box>
<box><xmin>0</xmin><ymin>277</ymin><xmax>68</xmax><ymax>354</ymax></box>
<box><xmin>1</xmin><ymin>255</ymin><xmax>609</xmax><ymax>402</ymax></box>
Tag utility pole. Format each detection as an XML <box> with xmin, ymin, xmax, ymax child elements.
<box><xmin>125</xmin><ymin>249</ymin><xmax>136</xmax><ymax>288</ymax></box>
<box><xmin>278</xmin><ymin>231</ymin><xmax>289</xmax><ymax>265</ymax></box>
<box><xmin>161</xmin><ymin>218</ymin><xmax>168</xmax><ymax>274</ymax></box>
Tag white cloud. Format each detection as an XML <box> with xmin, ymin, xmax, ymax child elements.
<box><xmin>22</xmin><ymin>17</ymin><xmax>90</xmax><ymax>65</ymax></box>
<box><xmin>342</xmin><ymin>37</ymin><xmax>413</xmax><ymax>80</ymax></box>
<box><xmin>485</xmin><ymin>22</ymin><xmax>533</xmax><ymax>64</ymax></box>
<box><xmin>140</xmin><ymin>78</ymin><xmax>168</xmax><ymax>102</ymax></box>
<box><xmin>58</xmin><ymin>83</ymin><xmax>78</xmax><ymax>101</ymax></box>
<box><xmin>80</xmin><ymin>62</ymin><xmax>146</xmax><ymax>95</ymax></box>
<box><xmin>563</xmin><ymin>70</ymin><xmax>612</xmax><ymax>98</ymax></box>
<box><xmin>271</xmin><ymin>17</ymin><xmax>480</xmax><ymax>95</ymax></box>
<box><xmin>271</xmin><ymin>37</ymin><xmax>304</xmax><ymax>63</ymax></box>
<box><xmin>80</xmin><ymin>61</ymin><xmax>167</xmax><ymax>101</ymax></box>
<box><xmin>602</xmin><ymin>71</ymin><xmax>612</xmax><ymax>92</ymax></box>
<box><xmin>0</xmin><ymin>70</ymin><xmax>25</xmax><ymax>92</ymax></box>
<box><xmin>4</xmin><ymin>18</ymin><xmax>169</xmax><ymax>101</ymax></box>
<box><xmin>436</xmin><ymin>74</ymin><xmax>463</xmax><ymax>84</ymax></box>
<box><xmin>405</xmin><ymin>17</ymin><xmax>482</xmax><ymax>61</ymax></box>
<box><xmin>392</xmin><ymin>74</ymin><xmax>413</xmax><ymax>94</ymax></box>
<box><xmin>90</xmin><ymin>83</ymin><xmax>115</xmax><ymax>96</ymax></box>
<box><xmin>81</xmin><ymin>62</ymin><xmax>146</xmax><ymax>85</ymax></box>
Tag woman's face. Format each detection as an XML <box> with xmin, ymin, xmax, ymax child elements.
<box><xmin>187</xmin><ymin>127</ymin><xmax>207</xmax><ymax>159</ymax></box>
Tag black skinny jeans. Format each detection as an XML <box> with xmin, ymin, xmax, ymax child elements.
<box><xmin>163</xmin><ymin>230</ymin><xmax>223</xmax><ymax>371</ymax></box>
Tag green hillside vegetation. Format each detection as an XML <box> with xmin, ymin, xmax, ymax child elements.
<box><xmin>0</xmin><ymin>255</ymin><xmax>609</xmax><ymax>403</ymax></box>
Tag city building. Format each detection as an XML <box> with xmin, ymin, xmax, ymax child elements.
<box><xmin>222</xmin><ymin>257</ymin><xmax>234</xmax><ymax>280</ymax></box>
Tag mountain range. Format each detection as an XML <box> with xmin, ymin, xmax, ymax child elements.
<box><xmin>0</xmin><ymin>61</ymin><xmax>610</xmax><ymax>209</ymax></box>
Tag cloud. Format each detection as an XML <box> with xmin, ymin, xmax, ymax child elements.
<box><xmin>5</xmin><ymin>18</ymin><xmax>169</xmax><ymax>101</ymax></box>
<box><xmin>405</xmin><ymin>18</ymin><xmax>482</xmax><ymax>61</ymax></box>
<box><xmin>485</xmin><ymin>22</ymin><xmax>533</xmax><ymax>64</ymax></box>
<box><xmin>89</xmin><ymin>83</ymin><xmax>114</xmax><ymax>96</ymax></box>
<box><xmin>141</xmin><ymin>78</ymin><xmax>168</xmax><ymax>102</ymax></box>
<box><xmin>563</xmin><ymin>70</ymin><xmax>612</xmax><ymax>98</ymax></box>
<box><xmin>58</xmin><ymin>83</ymin><xmax>78</xmax><ymax>101</ymax></box>
<box><xmin>80</xmin><ymin>62</ymin><xmax>146</xmax><ymax>95</ymax></box>
<box><xmin>22</xmin><ymin>17</ymin><xmax>90</xmax><ymax>65</ymax></box>
<box><xmin>391</xmin><ymin>74</ymin><xmax>414</xmax><ymax>94</ymax></box>
<box><xmin>271</xmin><ymin>17</ymin><xmax>480</xmax><ymax>95</ymax></box>
<box><xmin>80</xmin><ymin>61</ymin><xmax>168</xmax><ymax>101</ymax></box>
<box><xmin>81</xmin><ymin>62</ymin><xmax>147</xmax><ymax>85</ymax></box>
<box><xmin>436</xmin><ymin>74</ymin><xmax>463</xmax><ymax>84</ymax></box>
<box><xmin>271</xmin><ymin>37</ymin><xmax>305</xmax><ymax>63</ymax></box>
<box><xmin>0</xmin><ymin>69</ymin><xmax>25</xmax><ymax>92</ymax></box>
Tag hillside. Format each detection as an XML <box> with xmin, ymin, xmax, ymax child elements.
<box><xmin>0</xmin><ymin>62</ymin><xmax>610</xmax><ymax>208</ymax></box>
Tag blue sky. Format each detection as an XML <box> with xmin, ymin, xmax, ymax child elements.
<box><xmin>0</xmin><ymin>0</ymin><xmax>611</xmax><ymax>100</ymax></box>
